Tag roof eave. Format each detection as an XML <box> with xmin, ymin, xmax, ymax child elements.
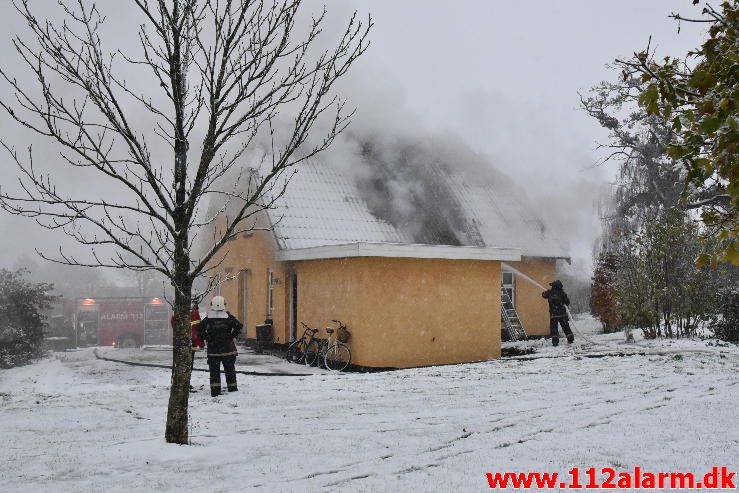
<box><xmin>277</xmin><ymin>242</ymin><xmax>522</xmax><ymax>262</ymax></box>
<box><xmin>521</xmin><ymin>254</ymin><xmax>572</xmax><ymax>264</ymax></box>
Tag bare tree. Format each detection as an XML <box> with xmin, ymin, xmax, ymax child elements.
<box><xmin>0</xmin><ymin>0</ymin><xmax>370</xmax><ymax>444</ymax></box>
<box><xmin>580</xmin><ymin>75</ymin><xmax>683</xmax><ymax>246</ymax></box>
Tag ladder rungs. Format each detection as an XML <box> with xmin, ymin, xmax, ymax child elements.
<box><xmin>501</xmin><ymin>286</ymin><xmax>527</xmax><ymax>341</ymax></box>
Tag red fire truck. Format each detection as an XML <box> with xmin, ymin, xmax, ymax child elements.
<box><xmin>56</xmin><ymin>297</ymin><xmax>172</xmax><ymax>348</ymax></box>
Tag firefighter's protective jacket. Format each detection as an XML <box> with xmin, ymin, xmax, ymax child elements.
<box><xmin>199</xmin><ymin>312</ymin><xmax>243</xmax><ymax>356</ymax></box>
<box><xmin>190</xmin><ymin>308</ymin><xmax>204</xmax><ymax>350</ymax></box>
<box><xmin>170</xmin><ymin>308</ymin><xmax>205</xmax><ymax>351</ymax></box>
<box><xmin>542</xmin><ymin>281</ymin><xmax>570</xmax><ymax>319</ymax></box>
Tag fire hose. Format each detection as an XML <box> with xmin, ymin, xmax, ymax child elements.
<box><xmin>93</xmin><ymin>348</ymin><xmax>312</xmax><ymax>377</ymax></box>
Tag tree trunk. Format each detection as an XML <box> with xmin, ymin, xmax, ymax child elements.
<box><xmin>165</xmin><ymin>274</ymin><xmax>193</xmax><ymax>444</ymax></box>
<box><xmin>165</xmin><ymin>19</ymin><xmax>191</xmax><ymax>444</ymax></box>
<box><xmin>165</xmin><ymin>157</ymin><xmax>191</xmax><ymax>444</ymax></box>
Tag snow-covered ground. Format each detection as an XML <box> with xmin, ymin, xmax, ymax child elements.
<box><xmin>1</xmin><ymin>315</ymin><xmax>737</xmax><ymax>492</ymax></box>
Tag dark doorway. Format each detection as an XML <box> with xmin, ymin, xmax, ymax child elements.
<box><xmin>290</xmin><ymin>272</ymin><xmax>298</xmax><ymax>341</ymax></box>
<box><xmin>237</xmin><ymin>270</ymin><xmax>248</xmax><ymax>332</ymax></box>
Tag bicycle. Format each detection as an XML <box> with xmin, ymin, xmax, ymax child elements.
<box><xmin>323</xmin><ymin>320</ymin><xmax>352</xmax><ymax>371</ymax></box>
<box><xmin>304</xmin><ymin>328</ymin><xmax>326</xmax><ymax>367</ymax></box>
<box><xmin>285</xmin><ymin>323</ymin><xmax>317</xmax><ymax>364</ymax></box>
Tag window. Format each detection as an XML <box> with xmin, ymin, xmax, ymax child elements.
<box><xmin>144</xmin><ymin>302</ymin><xmax>169</xmax><ymax>345</ymax></box>
<box><xmin>502</xmin><ymin>272</ymin><xmax>515</xmax><ymax>307</ymax></box>
<box><xmin>267</xmin><ymin>269</ymin><xmax>274</xmax><ymax>318</ymax></box>
<box><xmin>214</xmin><ymin>273</ymin><xmax>222</xmax><ymax>297</ymax></box>
<box><xmin>502</xmin><ymin>272</ymin><xmax>514</xmax><ymax>285</ymax></box>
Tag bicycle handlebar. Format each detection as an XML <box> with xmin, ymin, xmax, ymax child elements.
<box><xmin>304</xmin><ymin>320</ymin><xmax>345</xmax><ymax>330</ymax></box>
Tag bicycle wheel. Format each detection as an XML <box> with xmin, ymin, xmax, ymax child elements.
<box><xmin>304</xmin><ymin>339</ymin><xmax>320</xmax><ymax>366</ymax></box>
<box><xmin>316</xmin><ymin>341</ymin><xmax>330</xmax><ymax>368</ymax></box>
<box><xmin>324</xmin><ymin>343</ymin><xmax>351</xmax><ymax>371</ymax></box>
<box><xmin>286</xmin><ymin>340</ymin><xmax>305</xmax><ymax>363</ymax></box>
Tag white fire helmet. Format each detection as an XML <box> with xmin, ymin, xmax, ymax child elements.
<box><xmin>210</xmin><ymin>295</ymin><xmax>226</xmax><ymax>311</ymax></box>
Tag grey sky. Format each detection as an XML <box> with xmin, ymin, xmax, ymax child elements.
<box><xmin>0</xmin><ymin>1</ymin><xmax>707</xmax><ymax>273</ymax></box>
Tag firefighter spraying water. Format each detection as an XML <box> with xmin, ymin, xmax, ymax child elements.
<box><xmin>500</xmin><ymin>263</ymin><xmax>738</xmax><ymax>361</ymax></box>
<box><xmin>501</xmin><ymin>263</ymin><xmax>601</xmax><ymax>346</ymax></box>
<box><xmin>541</xmin><ymin>280</ymin><xmax>574</xmax><ymax>346</ymax></box>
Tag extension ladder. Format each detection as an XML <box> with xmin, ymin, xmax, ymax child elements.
<box><xmin>501</xmin><ymin>288</ymin><xmax>527</xmax><ymax>341</ymax></box>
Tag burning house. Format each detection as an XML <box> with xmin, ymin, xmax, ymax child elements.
<box><xmin>210</xmin><ymin>141</ymin><xmax>569</xmax><ymax>369</ymax></box>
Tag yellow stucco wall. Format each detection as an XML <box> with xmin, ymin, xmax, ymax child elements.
<box><xmin>350</xmin><ymin>257</ymin><xmax>502</xmax><ymax>368</ymax></box>
<box><xmin>211</xmin><ymin>226</ymin><xmax>554</xmax><ymax>366</ymax></box>
<box><xmin>219</xmin><ymin>246</ymin><xmax>504</xmax><ymax>367</ymax></box>
<box><xmin>215</xmin><ymin>229</ymin><xmax>289</xmax><ymax>343</ymax></box>
<box><xmin>292</xmin><ymin>256</ymin><xmax>501</xmax><ymax>368</ymax></box>
<box><xmin>507</xmin><ymin>259</ymin><xmax>557</xmax><ymax>337</ymax></box>
<box><xmin>291</xmin><ymin>258</ymin><xmax>360</xmax><ymax>343</ymax></box>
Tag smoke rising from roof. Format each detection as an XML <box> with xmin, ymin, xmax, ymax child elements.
<box><xmin>294</xmin><ymin>74</ymin><xmax>569</xmax><ymax>255</ymax></box>
<box><xmin>355</xmin><ymin>139</ymin><xmax>479</xmax><ymax>246</ymax></box>
<box><xmin>0</xmin><ymin>0</ymin><xmax>705</xmax><ymax>277</ymax></box>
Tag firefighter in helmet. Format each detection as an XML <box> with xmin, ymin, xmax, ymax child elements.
<box><xmin>198</xmin><ymin>296</ymin><xmax>243</xmax><ymax>397</ymax></box>
<box><xmin>542</xmin><ymin>280</ymin><xmax>574</xmax><ymax>346</ymax></box>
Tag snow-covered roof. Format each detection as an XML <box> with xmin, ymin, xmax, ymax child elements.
<box><xmin>267</xmin><ymin>159</ymin><xmax>405</xmax><ymax>248</ymax></box>
<box><xmin>267</xmin><ymin>156</ymin><xmax>569</xmax><ymax>260</ymax></box>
